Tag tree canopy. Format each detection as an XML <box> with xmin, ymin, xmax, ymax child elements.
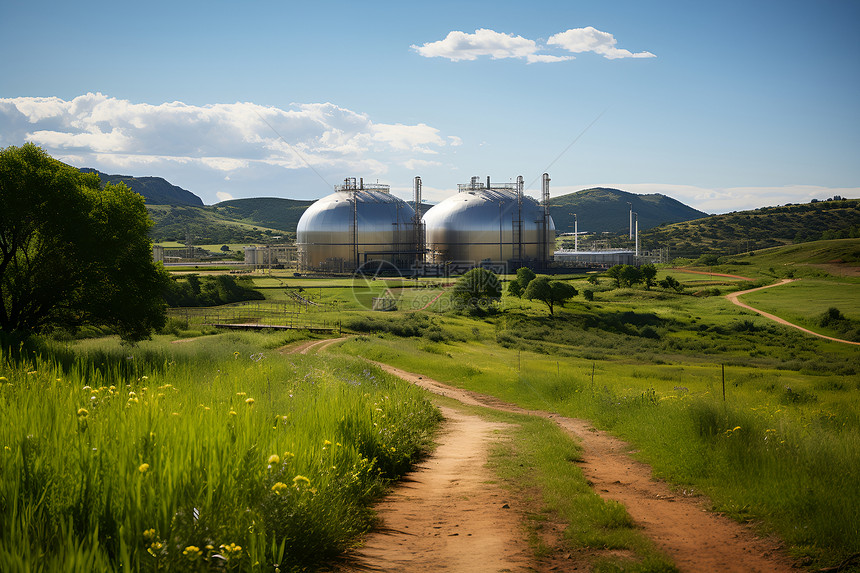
<box><xmin>507</xmin><ymin>267</ymin><xmax>536</xmax><ymax>298</ymax></box>
<box><xmin>451</xmin><ymin>267</ymin><xmax>502</xmax><ymax>312</ymax></box>
<box><xmin>0</xmin><ymin>143</ymin><xmax>169</xmax><ymax>342</ymax></box>
<box><xmin>523</xmin><ymin>276</ymin><xmax>578</xmax><ymax>315</ymax></box>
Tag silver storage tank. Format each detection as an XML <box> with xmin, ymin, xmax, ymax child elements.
<box><xmin>297</xmin><ymin>178</ymin><xmax>417</xmax><ymax>272</ymax></box>
<box><xmin>422</xmin><ymin>176</ymin><xmax>555</xmax><ymax>266</ymax></box>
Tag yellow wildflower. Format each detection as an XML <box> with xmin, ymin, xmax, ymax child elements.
<box><xmin>271</xmin><ymin>481</ymin><xmax>288</xmax><ymax>495</ymax></box>
<box><xmin>139</xmin><ymin>463</ymin><xmax>150</xmax><ymax>473</ymax></box>
<box><xmin>268</xmin><ymin>454</ymin><xmax>281</xmax><ymax>465</ymax></box>
<box><xmin>183</xmin><ymin>545</ymin><xmax>202</xmax><ymax>560</ymax></box>
<box><xmin>220</xmin><ymin>542</ymin><xmax>242</xmax><ymax>557</ymax></box>
<box><xmin>143</xmin><ymin>528</ymin><xmax>156</xmax><ymax>541</ymax></box>
<box><xmin>245</xmin><ymin>398</ymin><xmax>255</xmax><ymax>405</ymax></box>
<box><xmin>77</xmin><ymin>408</ymin><xmax>89</xmax><ymax>418</ymax></box>
<box><xmin>82</xmin><ymin>385</ymin><xmax>91</xmax><ymax>391</ymax></box>
<box><xmin>293</xmin><ymin>475</ymin><xmax>310</xmax><ymax>487</ymax></box>
<box><xmin>323</xmin><ymin>440</ymin><xmax>332</xmax><ymax>447</ymax></box>
<box><xmin>236</xmin><ymin>392</ymin><xmax>246</xmax><ymax>397</ymax></box>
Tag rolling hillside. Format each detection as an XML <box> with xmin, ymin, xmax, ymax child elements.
<box><xmin>79</xmin><ymin>168</ymin><xmax>204</xmax><ymax>206</ymax></box>
<box><xmin>641</xmin><ymin>198</ymin><xmax>860</xmax><ymax>256</ymax></box>
<box><xmin>213</xmin><ymin>197</ymin><xmax>315</xmax><ymax>232</ymax></box>
<box><xmin>547</xmin><ymin>188</ymin><xmax>708</xmax><ymax>234</ymax></box>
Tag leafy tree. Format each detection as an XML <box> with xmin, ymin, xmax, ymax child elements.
<box><xmin>515</xmin><ymin>267</ymin><xmax>536</xmax><ymax>288</ymax></box>
<box><xmin>606</xmin><ymin>264</ymin><xmax>645</xmax><ymax>288</ymax></box>
<box><xmin>0</xmin><ymin>144</ymin><xmax>169</xmax><ymax>342</ymax></box>
<box><xmin>220</xmin><ymin>244</ymin><xmax>230</xmax><ymax>252</ymax></box>
<box><xmin>620</xmin><ymin>265</ymin><xmax>644</xmax><ymax>288</ymax></box>
<box><xmin>162</xmin><ymin>274</ymin><xmax>264</xmax><ymax>307</ymax></box>
<box><xmin>606</xmin><ymin>265</ymin><xmax>624</xmax><ymax>288</ymax></box>
<box><xmin>507</xmin><ymin>267</ymin><xmax>536</xmax><ymax>298</ymax></box>
<box><xmin>641</xmin><ymin>263</ymin><xmax>657</xmax><ymax>290</ymax></box>
<box><xmin>451</xmin><ymin>268</ymin><xmax>501</xmax><ymax>312</ymax></box>
<box><xmin>658</xmin><ymin>275</ymin><xmax>684</xmax><ymax>293</ymax></box>
<box><xmin>523</xmin><ymin>276</ymin><xmax>578</xmax><ymax>316</ymax></box>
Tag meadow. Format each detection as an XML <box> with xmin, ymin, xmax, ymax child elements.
<box><xmin>3</xmin><ymin>238</ymin><xmax>858</xmax><ymax>571</ymax></box>
<box><xmin>0</xmin><ymin>332</ymin><xmax>441</xmax><ymax>572</ymax></box>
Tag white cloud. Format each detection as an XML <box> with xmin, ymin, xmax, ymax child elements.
<box><xmin>527</xmin><ymin>54</ymin><xmax>574</xmax><ymax>63</ymax></box>
<box><xmin>0</xmin><ymin>93</ymin><xmax>460</xmax><ymax>201</ymax></box>
<box><xmin>548</xmin><ymin>27</ymin><xmax>656</xmax><ymax>59</ymax></box>
<box><xmin>216</xmin><ymin>191</ymin><xmax>234</xmax><ymax>202</ymax></box>
<box><xmin>549</xmin><ymin>183</ymin><xmax>859</xmax><ymax>214</ymax></box>
<box><xmin>371</xmin><ymin>123</ymin><xmax>444</xmax><ymax>153</ymax></box>
<box><xmin>403</xmin><ymin>158</ymin><xmax>443</xmax><ymax>171</ymax></box>
<box><xmin>411</xmin><ymin>29</ymin><xmax>539</xmax><ymax>62</ymax></box>
<box><xmin>448</xmin><ymin>135</ymin><xmax>463</xmax><ymax>147</ymax></box>
<box><xmin>412</xmin><ymin>27</ymin><xmax>652</xmax><ymax>63</ymax></box>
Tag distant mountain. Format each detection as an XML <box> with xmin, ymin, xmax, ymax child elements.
<box><xmin>79</xmin><ymin>168</ymin><xmax>204</xmax><ymax>206</ymax></box>
<box><xmin>213</xmin><ymin>197</ymin><xmax>315</xmax><ymax>234</ymax></box>
<box><xmin>548</xmin><ymin>188</ymin><xmax>708</xmax><ymax>233</ymax></box>
<box><xmin>641</xmin><ymin>198</ymin><xmax>860</xmax><ymax>256</ymax></box>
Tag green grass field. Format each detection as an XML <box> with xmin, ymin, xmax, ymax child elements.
<box><xmin>0</xmin><ymin>333</ymin><xmax>441</xmax><ymax>572</ymax></box>
<box><xmin>3</xmin><ymin>238</ymin><xmax>858</xmax><ymax>571</ymax></box>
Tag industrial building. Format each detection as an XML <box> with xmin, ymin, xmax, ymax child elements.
<box><xmin>422</xmin><ymin>175</ymin><xmax>555</xmax><ymax>270</ymax></box>
<box><xmin>295</xmin><ymin>174</ymin><xmax>556</xmax><ymax>274</ymax></box>
<box><xmin>296</xmin><ymin>178</ymin><xmax>421</xmax><ymax>273</ymax></box>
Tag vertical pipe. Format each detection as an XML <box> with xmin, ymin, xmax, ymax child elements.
<box><xmin>635</xmin><ymin>213</ymin><xmax>639</xmax><ymax>257</ymax></box>
<box><xmin>627</xmin><ymin>202</ymin><xmax>633</xmax><ymax>240</ymax></box>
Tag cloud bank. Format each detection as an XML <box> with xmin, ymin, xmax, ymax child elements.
<box><xmin>0</xmin><ymin>93</ymin><xmax>458</xmax><ymax>201</ymax></box>
<box><xmin>412</xmin><ymin>27</ymin><xmax>654</xmax><ymax>63</ymax></box>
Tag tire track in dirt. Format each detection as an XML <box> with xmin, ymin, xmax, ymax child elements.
<box><xmin>373</xmin><ymin>362</ymin><xmax>796</xmax><ymax>573</ymax></box>
<box><xmin>726</xmin><ymin>279</ymin><xmax>860</xmax><ymax>346</ymax></box>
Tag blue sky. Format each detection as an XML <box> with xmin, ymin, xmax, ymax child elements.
<box><xmin>2</xmin><ymin>0</ymin><xmax>858</xmax><ymax>213</ymax></box>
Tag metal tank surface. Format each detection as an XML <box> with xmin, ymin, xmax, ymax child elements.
<box><xmin>296</xmin><ymin>178</ymin><xmax>417</xmax><ymax>272</ymax></box>
<box><xmin>422</xmin><ymin>175</ymin><xmax>556</xmax><ymax>268</ymax></box>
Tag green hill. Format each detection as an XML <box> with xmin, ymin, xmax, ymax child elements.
<box><xmin>79</xmin><ymin>168</ymin><xmax>204</xmax><ymax>206</ymax></box>
<box><xmin>147</xmin><ymin>204</ymin><xmax>288</xmax><ymax>244</ymax></box>
<box><xmin>548</xmin><ymin>188</ymin><xmax>708</xmax><ymax>233</ymax></box>
<box><xmin>212</xmin><ymin>197</ymin><xmax>314</xmax><ymax>233</ymax></box>
<box><xmin>641</xmin><ymin>198</ymin><xmax>860</xmax><ymax>256</ymax></box>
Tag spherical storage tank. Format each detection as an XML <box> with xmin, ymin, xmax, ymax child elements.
<box><xmin>297</xmin><ymin>178</ymin><xmax>417</xmax><ymax>272</ymax></box>
<box><xmin>422</xmin><ymin>175</ymin><xmax>555</xmax><ymax>267</ymax></box>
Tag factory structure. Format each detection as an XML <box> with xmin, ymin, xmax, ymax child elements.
<box><xmin>294</xmin><ymin>174</ymin><xmax>556</xmax><ymax>274</ymax></box>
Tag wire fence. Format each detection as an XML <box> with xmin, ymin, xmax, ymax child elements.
<box><xmin>167</xmin><ymin>300</ymin><xmax>340</xmax><ymax>332</ymax></box>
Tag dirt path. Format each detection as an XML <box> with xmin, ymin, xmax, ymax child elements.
<box><xmin>279</xmin><ymin>337</ymin><xmax>349</xmax><ymax>355</ymax></box>
<box><xmin>372</xmin><ymin>362</ymin><xmax>795</xmax><ymax>573</ymax></box>
<box><xmin>726</xmin><ymin>279</ymin><xmax>860</xmax><ymax>346</ymax></box>
<box><xmin>340</xmin><ymin>406</ymin><xmax>532</xmax><ymax>573</ymax></box>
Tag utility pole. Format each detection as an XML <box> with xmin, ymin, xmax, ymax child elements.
<box><xmin>574</xmin><ymin>213</ymin><xmax>578</xmax><ymax>252</ymax></box>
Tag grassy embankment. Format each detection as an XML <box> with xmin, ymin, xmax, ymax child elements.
<box><xmin>0</xmin><ymin>331</ymin><xmax>441</xmax><ymax>572</ymax></box>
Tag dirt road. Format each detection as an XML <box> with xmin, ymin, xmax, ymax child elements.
<box><xmin>284</xmin><ymin>339</ymin><xmax>794</xmax><ymax>571</ymax></box>
<box><xmin>726</xmin><ymin>279</ymin><xmax>860</xmax><ymax>346</ymax></box>
<box><xmin>363</xmin><ymin>363</ymin><xmax>795</xmax><ymax>573</ymax></box>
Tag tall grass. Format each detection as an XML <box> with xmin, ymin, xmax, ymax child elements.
<box><xmin>0</xmin><ymin>342</ymin><xmax>441</xmax><ymax>572</ymax></box>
